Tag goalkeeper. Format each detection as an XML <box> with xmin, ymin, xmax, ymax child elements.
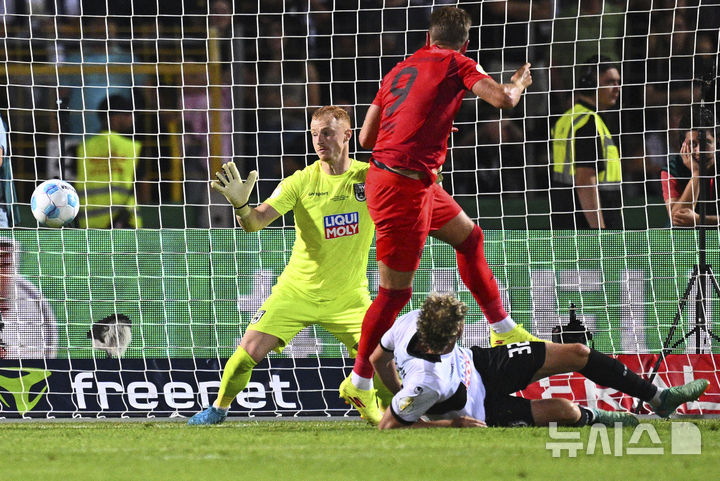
<box><xmin>372</xmin><ymin>293</ymin><xmax>710</xmax><ymax>429</ymax></box>
<box><xmin>189</xmin><ymin>106</ymin><xmax>389</xmax><ymax>425</ymax></box>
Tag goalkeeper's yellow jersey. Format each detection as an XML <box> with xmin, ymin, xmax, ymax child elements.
<box><xmin>264</xmin><ymin>159</ymin><xmax>373</xmax><ymax>301</ymax></box>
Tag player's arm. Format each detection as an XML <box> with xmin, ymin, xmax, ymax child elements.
<box><xmin>370</xmin><ymin>344</ymin><xmax>402</xmax><ymax>395</ymax></box>
<box><xmin>359</xmin><ymin>104</ymin><xmax>382</xmax><ymax>150</ymax></box>
<box><xmin>673</xmin><ymin>139</ymin><xmax>702</xmax><ymax>213</ymax></box>
<box><xmin>236</xmin><ymin>202</ymin><xmax>281</xmax><ymax>232</ymax></box>
<box><xmin>662</xmin><ymin>170</ymin><xmax>698</xmax><ymax>227</ymax></box>
<box><xmin>210</xmin><ymin>162</ymin><xmax>281</xmax><ymax>232</ymax></box>
<box><xmin>471</xmin><ymin>62</ymin><xmax>532</xmax><ymax>109</ymax></box>
<box><xmin>378</xmin><ymin>409</ymin><xmax>486</xmax><ymax>430</ymax></box>
<box><xmin>575</xmin><ymin>166</ymin><xmax>604</xmax><ymax>229</ymax></box>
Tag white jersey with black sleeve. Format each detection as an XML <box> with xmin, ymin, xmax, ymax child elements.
<box><xmin>379</xmin><ymin>309</ymin><xmax>486</xmax><ymax>424</ymax></box>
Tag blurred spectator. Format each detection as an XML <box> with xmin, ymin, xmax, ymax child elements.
<box><xmin>59</xmin><ymin>17</ymin><xmax>148</xmax><ymax>150</ymax></box>
<box><xmin>451</xmin><ymin>104</ymin><xmax>525</xmax><ymax>196</ymax></box>
<box><xmin>0</xmin><ymin>113</ymin><xmax>20</xmax><ymax>227</ymax></box>
<box><xmin>179</xmin><ymin>71</ymin><xmax>233</xmax><ymax>227</ymax></box>
<box><xmin>75</xmin><ymin>95</ymin><xmax>146</xmax><ymax>229</ymax></box>
<box><xmin>642</xmin><ymin>8</ymin><xmax>697</xmax><ymax>183</ymax></box>
<box><xmin>660</xmin><ymin>109</ymin><xmax>719</xmax><ymax>227</ymax></box>
<box><xmin>550</xmin><ymin>56</ymin><xmax>623</xmax><ymax>229</ymax></box>
<box><xmin>249</xmin><ymin>21</ymin><xmax>320</xmax><ymax>197</ymax></box>
<box><xmin>551</xmin><ymin>0</ymin><xmax>625</xmax><ymax>113</ymax></box>
<box><xmin>0</xmin><ymin>237</ymin><xmax>57</xmax><ymax>359</ymax></box>
<box><xmin>481</xmin><ymin>0</ymin><xmax>555</xmax><ymax>193</ymax></box>
<box><xmin>209</xmin><ymin>0</ymin><xmax>235</xmax><ymax>71</ymax></box>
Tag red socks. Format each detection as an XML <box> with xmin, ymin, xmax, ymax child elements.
<box><xmin>353</xmin><ymin>286</ymin><xmax>413</xmax><ymax>379</ymax></box>
<box><xmin>455</xmin><ymin>225</ymin><xmax>508</xmax><ymax>323</ymax></box>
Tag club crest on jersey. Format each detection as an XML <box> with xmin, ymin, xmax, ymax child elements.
<box><xmin>324</xmin><ymin>212</ymin><xmax>359</xmax><ymax>239</ymax></box>
<box><xmin>399</xmin><ymin>396</ymin><xmax>415</xmax><ymax>411</ymax></box>
<box><xmin>353</xmin><ymin>183</ymin><xmax>366</xmax><ymax>202</ymax></box>
<box><xmin>250</xmin><ymin>310</ymin><xmax>266</xmax><ymax>324</ymax></box>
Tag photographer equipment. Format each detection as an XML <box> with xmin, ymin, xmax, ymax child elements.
<box><xmin>635</xmin><ymin>100</ymin><xmax>720</xmax><ymax>413</ymax></box>
<box><xmin>552</xmin><ymin>303</ymin><xmax>594</xmax><ymax>346</ymax></box>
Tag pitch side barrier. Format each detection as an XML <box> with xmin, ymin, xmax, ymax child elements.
<box><xmin>0</xmin><ymin>356</ymin><xmax>718</xmax><ymax>418</ymax></box>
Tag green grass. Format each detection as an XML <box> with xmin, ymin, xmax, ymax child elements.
<box><xmin>2</xmin><ymin>419</ymin><xmax>719</xmax><ymax>481</ymax></box>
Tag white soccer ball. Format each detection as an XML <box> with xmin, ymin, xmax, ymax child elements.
<box><xmin>31</xmin><ymin>179</ymin><xmax>80</xmax><ymax>227</ymax></box>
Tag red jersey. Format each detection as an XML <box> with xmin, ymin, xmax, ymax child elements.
<box><xmin>371</xmin><ymin>45</ymin><xmax>490</xmax><ymax>177</ymax></box>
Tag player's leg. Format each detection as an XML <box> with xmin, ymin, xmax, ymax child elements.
<box><xmin>215</xmin><ymin>330</ymin><xmax>280</xmax><ymax>407</ymax></box>
<box><xmin>324</xmin><ymin>293</ymin><xmax>394</xmax><ymax>422</ymax></box>
<box><xmin>530</xmin><ymin>342</ymin><xmax>709</xmax><ymax>417</ymax></box>
<box><xmin>476</xmin><ymin>343</ymin><xmax>637</xmax><ymax>427</ymax></box>
<box><xmin>530</xmin><ymin>398</ymin><xmax>638</xmax><ymax>427</ymax></box>
<box><xmin>351</xmin><ymin>264</ymin><xmax>414</xmax><ymax>382</ymax></box>
<box><xmin>188</xmin><ymin>291</ymin><xmax>305</xmax><ymax>425</ymax></box>
<box><xmin>350</xmin><ymin>166</ymin><xmax>426</xmax><ymax>384</ymax></box>
<box><xmin>429</xmin><ymin>192</ymin><xmax>540</xmax><ymax>345</ymax></box>
<box><xmin>188</xmin><ymin>330</ymin><xmax>280</xmax><ymax>426</ymax></box>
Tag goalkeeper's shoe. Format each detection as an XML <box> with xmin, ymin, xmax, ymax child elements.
<box><xmin>653</xmin><ymin>378</ymin><xmax>709</xmax><ymax>418</ymax></box>
<box><xmin>592</xmin><ymin>408</ymin><xmax>639</xmax><ymax>427</ymax></box>
<box><xmin>187</xmin><ymin>406</ymin><xmax>227</xmax><ymax>426</ymax></box>
<box><xmin>339</xmin><ymin>376</ymin><xmax>383</xmax><ymax>425</ymax></box>
<box><xmin>490</xmin><ymin>324</ymin><xmax>544</xmax><ymax>347</ymax></box>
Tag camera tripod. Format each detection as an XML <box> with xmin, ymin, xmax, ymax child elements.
<box><xmin>634</xmin><ymin>121</ymin><xmax>720</xmax><ymax>412</ymax></box>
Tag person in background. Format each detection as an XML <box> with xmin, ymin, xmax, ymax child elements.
<box><xmin>550</xmin><ymin>55</ymin><xmax>623</xmax><ymax>230</ymax></box>
<box><xmin>0</xmin><ymin>237</ymin><xmax>57</xmax><ymax>359</ymax></box>
<box><xmin>75</xmin><ymin>95</ymin><xmax>146</xmax><ymax>229</ymax></box>
<box><xmin>179</xmin><ymin>71</ymin><xmax>233</xmax><ymax>228</ymax></box>
<box><xmin>661</xmin><ymin>108</ymin><xmax>718</xmax><ymax>227</ymax></box>
<box><xmin>0</xmin><ymin>113</ymin><xmax>20</xmax><ymax>228</ymax></box>
<box><xmin>60</xmin><ymin>17</ymin><xmax>148</xmax><ymax>151</ymax></box>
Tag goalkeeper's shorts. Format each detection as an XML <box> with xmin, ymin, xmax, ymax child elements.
<box><xmin>367</xmin><ymin>163</ymin><xmax>462</xmax><ymax>272</ymax></box>
<box><xmin>246</xmin><ymin>284</ymin><xmax>370</xmax><ymax>356</ymax></box>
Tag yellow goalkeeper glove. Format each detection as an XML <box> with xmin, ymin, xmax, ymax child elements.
<box><xmin>210</xmin><ymin>162</ymin><xmax>258</xmax><ymax>212</ymax></box>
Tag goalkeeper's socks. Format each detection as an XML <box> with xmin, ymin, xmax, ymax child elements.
<box><xmin>353</xmin><ymin>286</ymin><xmax>413</xmax><ymax>380</ymax></box>
<box><xmin>215</xmin><ymin>346</ymin><xmax>258</xmax><ymax>408</ymax></box>
<box><xmin>455</xmin><ymin>225</ymin><xmax>508</xmax><ymax>323</ymax></box>
<box><xmin>579</xmin><ymin>349</ymin><xmax>658</xmax><ymax>402</ymax></box>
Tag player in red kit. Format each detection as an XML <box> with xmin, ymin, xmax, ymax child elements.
<box><xmin>339</xmin><ymin>6</ymin><xmax>536</xmax><ymax>424</ymax></box>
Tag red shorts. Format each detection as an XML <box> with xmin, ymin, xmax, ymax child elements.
<box><xmin>366</xmin><ymin>163</ymin><xmax>462</xmax><ymax>271</ymax></box>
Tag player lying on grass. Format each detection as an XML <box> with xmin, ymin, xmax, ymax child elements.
<box><xmin>188</xmin><ymin>106</ymin><xmax>391</xmax><ymax>425</ymax></box>
<box><xmin>370</xmin><ymin>293</ymin><xmax>709</xmax><ymax>429</ymax></box>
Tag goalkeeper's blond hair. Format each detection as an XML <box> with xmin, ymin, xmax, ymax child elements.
<box><xmin>417</xmin><ymin>293</ymin><xmax>468</xmax><ymax>353</ymax></box>
<box><xmin>312</xmin><ymin>105</ymin><xmax>351</xmax><ymax>127</ymax></box>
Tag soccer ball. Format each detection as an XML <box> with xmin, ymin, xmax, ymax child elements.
<box><xmin>31</xmin><ymin>179</ymin><xmax>80</xmax><ymax>227</ymax></box>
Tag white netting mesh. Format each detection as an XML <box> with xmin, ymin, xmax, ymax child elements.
<box><xmin>0</xmin><ymin>1</ymin><xmax>718</xmax><ymax>417</ymax></box>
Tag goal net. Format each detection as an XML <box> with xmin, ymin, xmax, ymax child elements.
<box><xmin>0</xmin><ymin>0</ymin><xmax>718</xmax><ymax>418</ymax></box>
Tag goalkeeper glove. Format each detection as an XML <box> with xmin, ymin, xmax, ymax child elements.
<box><xmin>210</xmin><ymin>162</ymin><xmax>258</xmax><ymax>213</ymax></box>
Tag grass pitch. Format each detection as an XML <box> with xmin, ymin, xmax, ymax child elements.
<box><xmin>2</xmin><ymin>418</ymin><xmax>719</xmax><ymax>481</ymax></box>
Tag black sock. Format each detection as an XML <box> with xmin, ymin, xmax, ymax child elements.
<box><xmin>579</xmin><ymin>349</ymin><xmax>658</xmax><ymax>402</ymax></box>
<box><xmin>573</xmin><ymin>405</ymin><xmax>594</xmax><ymax>427</ymax></box>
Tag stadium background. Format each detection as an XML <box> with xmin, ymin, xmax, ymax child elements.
<box><xmin>0</xmin><ymin>0</ymin><xmax>719</xmax><ymax>418</ymax></box>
